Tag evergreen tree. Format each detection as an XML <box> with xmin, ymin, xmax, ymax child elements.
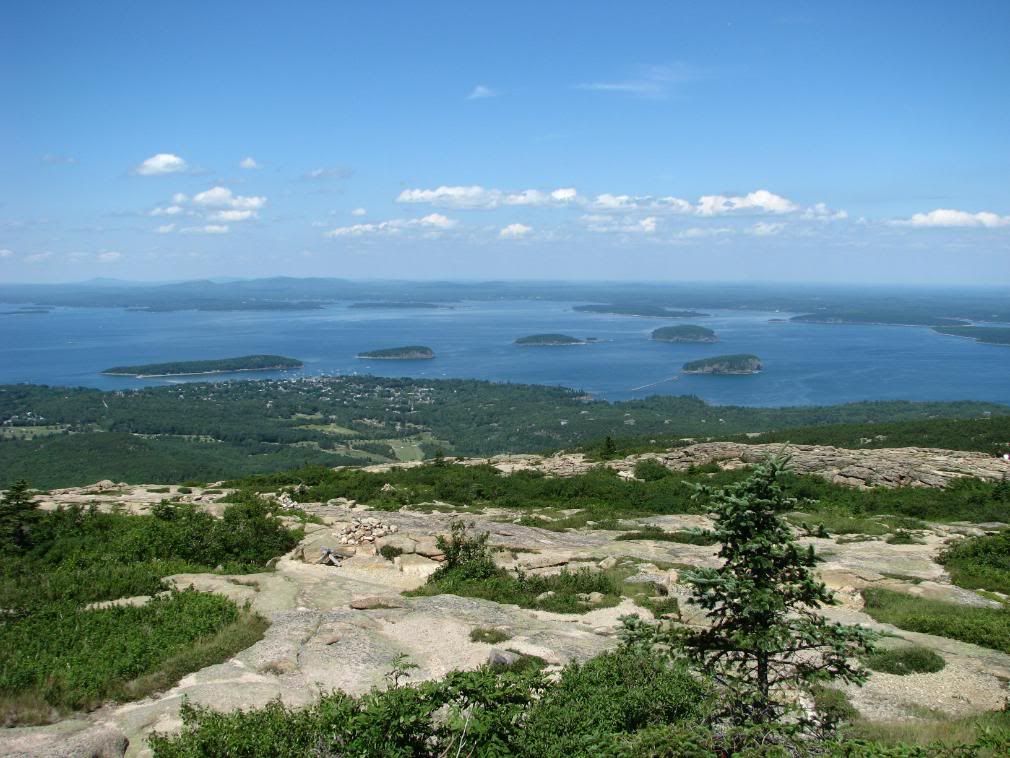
<box><xmin>679</xmin><ymin>457</ymin><xmax>875</xmax><ymax>726</ymax></box>
<box><xmin>0</xmin><ymin>480</ymin><xmax>38</xmax><ymax>552</ymax></box>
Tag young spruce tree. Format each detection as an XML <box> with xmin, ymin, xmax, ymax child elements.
<box><xmin>679</xmin><ymin>457</ymin><xmax>875</xmax><ymax>726</ymax></box>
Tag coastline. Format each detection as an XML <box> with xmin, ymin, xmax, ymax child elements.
<box><xmin>102</xmin><ymin>365</ymin><xmax>301</xmax><ymax>378</ymax></box>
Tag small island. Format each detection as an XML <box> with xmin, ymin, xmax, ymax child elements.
<box><xmin>933</xmin><ymin>326</ymin><xmax>1010</xmax><ymax>346</ymax></box>
<box><xmin>356</xmin><ymin>346</ymin><xmax>435</xmax><ymax>360</ymax></box>
<box><xmin>102</xmin><ymin>354</ymin><xmax>303</xmax><ymax>378</ymax></box>
<box><xmin>683</xmin><ymin>354</ymin><xmax>762</xmax><ymax>375</ymax></box>
<box><xmin>514</xmin><ymin>334</ymin><xmax>586</xmax><ymax>346</ymax></box>
<box><xmin>574</xmin><ymin>303</ymin><xmax>709</xmax><ymax>318</ymax></box>
<box><xmin>651</xmin><ymin>325</ymin><xmax>718</xmax><ymax>343</ymax></box>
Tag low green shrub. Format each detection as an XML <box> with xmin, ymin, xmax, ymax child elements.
<box><xmin>470</xmin><ymin>627</ymin><xmax>511</xmax><ymax>644</ymax></box>
<box><xmin>885</xmin><ymin>530</ymin><xmax>925</xmax><ymax>545</ymax></box>
<box><xmin>940</xmin><ymin>529</ymin><xmax>1010</xmax><ymax>595</ymax></box>
<box><xmin>864</xmin><ymin>646</ymin><xmax>946</xmax><ymax>675</ymax></box>
<box><xmin>861</xmin><ymin>588</ymin><xmax>1010</xmax><ymax>654</ymax></box>
<box><xmin>378</xmin><ymin>544</ymin><xmax>403</xmax><ymax>561</ymax></box>
<box><xmin>615</xmin><ymin>526</ymin><xmax>717</xmax><ymax>545</ymax></box>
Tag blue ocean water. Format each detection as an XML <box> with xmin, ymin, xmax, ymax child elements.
<box><xmin>2</xmin><ymin>301</ymin><xmax>1008</xmax><ymax>405</ymax></box>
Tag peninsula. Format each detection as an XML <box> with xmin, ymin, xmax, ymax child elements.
<box><xmin>101</xmin><ymin>355</ymin><xmax>303</xmax><ymax>378</ymax></box>
<box><xmin>933</xmin><ymin>326</ymin><xmax>1010</xmax><ymax>346</ymax></box>
<box><xmin>683</xmin><ymin>354</ymin><xmax>762</xmax><ymax>375</ymax></box>
<box><xmin>651</xmin><ymin>325</ymin><xmax>718</xmax><ymax>343</ymax></box>
<box><xmin>357</xmin><ymin>346</ymin><xmax>435</xmax><ymax>360</ymax></box>
<box><xmin>514</xmin><ymin>334</ymin><xmax>585</xmax><ymax>346</ymax></box>
<box><xmin>574</xmin><ymin>303</ymin><xmax>709</xmax><ymax>318</ymax></box>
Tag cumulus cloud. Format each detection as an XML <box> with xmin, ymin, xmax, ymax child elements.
<box><xmin>155</xmin><ymin>224</ymin><xmax>176</xmax><ymax>234</ymax></box>
<box><xmin>499</xmin><ymin>223</ymin><xmax>532</xmax><ymax>239</ymax></box>
<box><xmin>97</xmin><ymin>251</ymin><xmax>122</xmax><ymax>263</ymax></box>
<box><xmin>192</xmin><ymin>186</ymin><xmax>266</xmax><ymax>210</ymax></box>
<box><xmin>0</xmin><ymin>248</ymin><xmax>13</xmax><ymax>258</ymax></box>
<box><xmin>212</xmin><ymin>209</ymin><xmax>255</xmax><ymax>222</ymax></box>
<box><xmin>351</xmin><ymin>208</ymin><xmax>367</xmax><ymax>216</ymax></box>
<box><xmin>696</xmin><ymin>189</ymin><xmax>797</xmax><ymax>216</ymax></box>
<box><xmin>397</xmin><ymin>185</ymin><xmax>580</xmax><ymax>210</ymax></box>
<box><xmin>239</xmin><ymin>156</ymin><xmax>260</xmax><ymax>169</ymax></box>
<box><xmin>467</xmin><ymin>84</ymin><xmax>497</xmax><ymax>100</ymax></box>
<box><xmin>135</xmin><ymin>153</ymin><xmax>188</xmax><ymax>175</ymax></box>
<box><xmin>893</xmin><ymin>208</ymin><xmax>1010</xmax><ymax>228</ymax></box>
<box><xmin>325</xmin><ymin>213</ymin><xmax>457</xmax><ymax>238</ymax></box>
<box><xmin>803</xmin><ymin>202</ymin><xmax>848</xmax><ymax>221</ymax></box>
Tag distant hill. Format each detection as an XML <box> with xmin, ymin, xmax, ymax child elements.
<box><xmin>651</xmin><ymin>325</ymin><xmax>717</xmax><ymax>343</ymax></box>
<box><xmin>574</xmin><ymin>303</ymin><xmax>708</xmax><ymax>318</ymax></box>
<box><xmin>102</xmin><ymin>355</ymin><xmax>302</xmax><ymax>377</ymax></box>
<box><xmin>349</xmin><ymin>302</ymin><xmax>451</xmax><ymax>310</ymax></box>
<box><xmin>683</xmin><ymin>354</ymin><xmax>762</xmax><ymax>375</ymax></box>
<box><xmin>356</xmin><ymin>346</ymin><xmax>435</xmax><ymax>360</ymax></box>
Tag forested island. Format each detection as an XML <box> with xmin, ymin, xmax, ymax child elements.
<box><xmin>349</xmin><ymin>302</ymin><xmax>451</xmax><ymax>310</ymax></box>
<box><xmin>515</xmin><ymin>334</ymin><xmax>585</xmax><ymax>346</ymax></box>
<box><xmin>651</xmin><ymin>325</ymin><xmax>718</xmax><ymax>343</ymax></box>
<box><xmin>683</xmin><ymin>354</ymin><xmax>762</xmax><ymax>375</ymax></box>
<box><xmin>101</xmin><ymin>355</ymin><xmax>303</xmax><ymax>377</ymax></box>
<box><xmin>933</xmin><ymin>326</ymin><xmax>1010</xmax><ymax>346</ymax></box>
<box><xmin>574</xmin><ymin>303</ymin><xmax>709</xmax><ymax>318</ymax></box>
<box><xmin>356</xmin><ymin>346</ymin><xmax>435</xmax><ymax>360</ymax></box>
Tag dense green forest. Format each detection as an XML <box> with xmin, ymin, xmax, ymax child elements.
<box><xmin>2</xmin><ymin>378</ymin><xmax>1009</xmax><ymax>487</ymax></box>
<box><xmin>356</xmin><ymin>346</ymin><xmax>435</xmax><ymax>359</ymax></box>
<box><xmin>651</xmin><ymin>325</ymin><xmax>717</xmax><ymax>342</ymax></box>
<box><xmin>514</xmin><ymin>334</ymin><xmax>585</xmax><ymax>345</ymax></box>
<box><xmin>933</xmin><ymin>326</ymin><xmax>1010</xmax><ymax>346</ymax></box>
<box><xmin>102</xmin><ymin>355</ymin><xmax>302</xmax><ymax>377</ymax></box>
<box><xmin>683</xmin><ymin>354</ymin><xmax>762</xmax><ymax>374</ymax></box>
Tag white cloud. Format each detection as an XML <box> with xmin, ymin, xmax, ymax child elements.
<box><xmin>499</xmin><ymin>223</ymin><xmax>532</xmax><ymax>239</ymax></box>
<box><xmin>150</xmin><ymin>205</ymin><xmax>184</xmax><ymax>216</ymax></box>
<box><xmin>325</xmin><ymin>214</ymin><xmax>457</xmax><ymax>238</ymax></box>
<box><xmin>467</xmin><ymin>85</ymin><xmax>497</xmax><ymax>100</ymax></box>
<box><xmin>397</xmin><ymin>185</ymin><xmax>579</xmax><ymax>210</ymax></box>
<box><xmin>97</xmin><ymin>251</ymin><xmax>122</xmax><ymax>263</ymax></box>
<box><xmin>182</xmin><ymin>224</ymin><xmax>230</xmax><ymax>234</ymax></box>
<box><xmin>192</xmin><ymin>186</ymin><xmax>266</xmax><ymax>211</ymax></box>
<box><xmin>750</xmin><ymin>221</ymin><xmax>786</xmax><ymax>236</ymax></box>
<box><xmin>0</xmin><ymin>248</ymin><xmax>12</xmax><ymax>258</ymax></box>
<box><xmin>155</xmin><ymin>224</ymin><xmax>176</xmax><ymax>234</ymax></box>
<box><xmin>135</xmin><ymin>153</ymin><xmax>188</xmax><ymax>176</ymax></box>
<box><xmin>212</xmin><ymin>209</ymin><xmax>255</xmax><ymax>222</ymax></box>
<box><xmin>239</xmin><ymin>156</ymin><xmax>260</xmax><ymax>169</ymax></box>
<box><xmin>894</xmin><ymin>208</ymin><xmax>1010</xmax><ymax>228</ymax></box>
<box><xmin>696</xmin><ymin>189</ymin><xmax>797</xmax><ymax>216</ymax></box>
<box><xmin>803</xmin><ymin>202</ymin><xmax>848</xmax><ymax>221</ymax></box>
<box><xmin>351</xmin><ymin>207</ymin><xmax>367</xmax><ymax>216</ymax></box>
<box><xmin>397</xmin><ymin>185</ymin><xmax>499</xmax><ymax>209</ymax></box>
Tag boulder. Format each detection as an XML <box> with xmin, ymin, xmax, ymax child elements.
<box><xmin>487</xmin><ymin>649</ymin><xmax>521</xmax><ymax>667</ymax></box>
<box><xmin>394</xmin><ymin>554</ymin><xmax>440</xmax><ymax>578</ymax></box>
<box><xmin>349</xmin><ymin>596</ymin><xmax>404</xmax><ymax>610</ymax></box>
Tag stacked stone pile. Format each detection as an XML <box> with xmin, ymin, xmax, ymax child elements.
<box><xmin>338</xmin><ymin>517</ymin><xmax>398</xmax><ymax>545</ymax></box>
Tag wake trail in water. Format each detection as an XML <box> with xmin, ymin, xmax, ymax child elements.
<box><xmin>630</xmin><ymin>375</ymin><xmax>680</xmax><ymax>392</ymax></box>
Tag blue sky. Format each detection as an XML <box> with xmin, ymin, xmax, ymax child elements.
<box><xmin>2</xmin><ymin>1</ymin><xmax>1009</xmax><ymax>284</ymax></box>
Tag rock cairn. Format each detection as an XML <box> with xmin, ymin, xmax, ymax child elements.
<box><xmin>338</xmin><ymin>517</ymin><xmax>398</xmax><ymax>545</ymax></box>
